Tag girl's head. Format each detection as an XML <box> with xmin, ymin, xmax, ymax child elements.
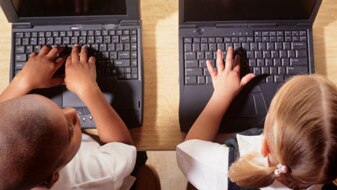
<box><xmin>229</xmin><ymin>75</ymin><xmax>337</xmax><ymax>189</ymax></box>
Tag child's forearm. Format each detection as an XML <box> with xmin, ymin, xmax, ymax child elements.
<box><xmin>79</xmin><ymin>85</ymin><xmax>134</xmax><ymax>145</ymax></box>
<box><xmin>0</xmin><ymin>77</ymin><xmax>31</xmax><ymax>102</ymax></box>
<box><xmin>185</xmin><ymin>93</ymin><xmax>234</xmax><ymax>141</ymax></box>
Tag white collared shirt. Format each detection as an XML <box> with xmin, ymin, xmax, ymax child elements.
<box><xmin>176</xmin><ymin>134</ymin><xmax>322</xmax><ymax>190</ymax></box>
<box><xmin>52</xmin><ymin>134</ymin><xmax>137</xmax><ymax>190</ymax></box>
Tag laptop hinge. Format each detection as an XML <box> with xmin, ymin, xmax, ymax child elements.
<box><xmin>296</xmin><ymin>22</ymin><xmax>311</xmax><ymax>27</ymax></box>
<box><xmin>180</xmin><ymin>24</ymin><xmax>198</xmax><ymax>29</ymax></box>
<box><xmin>216</xmin><ymin>23</ymin><xmax>277</xmax><ymax>28</ymax></box>
<box><xmin>120</xmin><ymin>20</ymin><xmax>140</xmax><ymax>26</ymax></box>
<box><xmin>13</xmin><ymin>22</ymin><xmax>32</xmax><ymax>29</ymax></box>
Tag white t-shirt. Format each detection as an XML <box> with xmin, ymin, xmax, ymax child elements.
<box><xmin>176</xmin><ymin>134</ymin><xmax>322</xmax><ymax>190</ymax></box>
<box><xmin>52</xmin><ymin>134</ymin><xmax>137</xmax><ymax>190</ymax></box>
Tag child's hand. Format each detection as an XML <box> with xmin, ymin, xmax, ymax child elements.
<box><xmin>15</xmin><ymin>46</ymin><xmax>65</xmax><ymax>91</ymax></box>
<box><xmin>64</xmin><ymin>45</ymin><xmax>98</xmax><ymax>98</ymax></box>
<box><xmin>207</xmin><ymin>47</ymin><xmax>255</xmax><ymax>102</ymax></box>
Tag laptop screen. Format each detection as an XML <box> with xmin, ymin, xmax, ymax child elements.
<box><xmin>184</xmin><ymin>0</ymin><xmax>317</xmax><ymax>22</ymax></box>
<box><xmin>10</xmin><ymin>0</ymin><xmax>127</xmax><ymax>17</ymax></box>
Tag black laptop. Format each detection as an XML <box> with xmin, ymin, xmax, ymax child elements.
<box><xmin>179</xmin><ymin>0</ymin><xmax>322</xmax><ymax>133</ymax></box>
<box><xmin>1</xmin><ymin>0</ymin><xmax>143</xmax><ymax>129</ymax></box>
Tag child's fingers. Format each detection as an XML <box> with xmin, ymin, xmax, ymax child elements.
<box><xmin>54</xmin><ymin>56</ymin><xmax>66</xmax><ymax>71</ymax></box>
<box><xmin>206</xmin><ymin>60</ymin><xmax>217</xmax><ymax>77</ymax></box>
<box><xmin>240</xmin><ymin>73</ymin><xmax>255</xmax><ymax>87</ymax></box>
<box><xmin>39</xmin><ymin>46</ymin><xmax>51</xmax><ymax>56</ymax></box>
<box><xmin>46</xmin><ymin>47</ymin><xmax>59</xmax><ymax>59</ymax></box>
<box><xmin>29</xmin><ymin>52</ymin><xmax>37</xmax><ymax>58</ymax></box>
<box><xmin>71</xmin><ymin>45</ymin><xmax>80</xmax><ymax>62</ymax></box>
<box><xmin>65</xmin><ymin>56</ymin><xmax>72</xmax><ymax>67</ymax></box>
<box><xmin>88</xmin><ymin>56</ymin><xmax>96</xmax><ymax>65</ymax></box>
<box><xmin>216</xmin><ymin>49</ymin><xmax>224</xmax><ymax>72</ymax></box>
<box><xmin>80</xmin><ymin>46</ymin><xmax>88</xmax><ymax>63</ymax></box>
<box><xmin>225</xmin><ymin>47</ymin><xmax>233</xmax><ymax>72</ymax></box>
<box><xmin>233</xmin><ymin>55</ymin><xmax>240</xmax><ymax>73</ymax></box>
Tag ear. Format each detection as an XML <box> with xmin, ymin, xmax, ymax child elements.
<box><xmin>37</xmin><ymin>172</ymin><xmax>60</xmax><ymax>189</ymax></box>
<box><xmin>261</xmin><ymin>137</ymin><xmax>270</xmax><ymax>157</ymax></box>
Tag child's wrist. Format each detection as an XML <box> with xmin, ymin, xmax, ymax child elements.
<box><xmin>11</xmin><ymin>75</ymin><xmax>33</xmax><ymax>94</ymax></box>
<box><xmin>211</xmin><ymin>90</ymin><xmax>235</xmax><ymax>104</ymax></box>
<box><xmin>77</xmin><ymin>82</ymin><xmax>100</xmax><ymax>100</ymax></box>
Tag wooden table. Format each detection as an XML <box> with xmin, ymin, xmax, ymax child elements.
<box><xmin>1</xmin><ymin>0</ymin><xmax>337</xmax><ymax>151</ymax></box>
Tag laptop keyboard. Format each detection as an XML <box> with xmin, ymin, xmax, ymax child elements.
<box><xmin>14</xmin><ymin>29</ymin><xmax>139</xmax><ymax>80</ymax></box>
<box><xmin>183</xmin><ymin>30</ymin><xmax>308</xmax><ymax>85</ymax></box>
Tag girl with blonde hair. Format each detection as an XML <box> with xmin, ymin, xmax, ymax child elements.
<box><xmin>176</xmin><ymin>47</ymin><xmax>337</xmax><ymax>190</ymax></box>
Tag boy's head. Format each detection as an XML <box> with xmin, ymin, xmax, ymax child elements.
<box><xmin>0</xmin><ymin>95</ymin><xmax>82</xmax><ymax>190</ymax></box>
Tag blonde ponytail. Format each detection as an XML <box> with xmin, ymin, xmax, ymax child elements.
<box><xmin>228</xmin><ymin>152</ymin><xmax>275</xmax><ymax>188</ymax></box>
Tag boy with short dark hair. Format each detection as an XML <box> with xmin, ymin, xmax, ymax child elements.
<box><xmin>0</xmin><ymin>45</ymin><xmax>136</xmax><ymax>189</ymax></box>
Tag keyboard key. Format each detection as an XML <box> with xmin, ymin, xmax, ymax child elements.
<box><xmin>255</xmin><ymin>51</ymin><xmax>262</xmax><ymax>59</ymax></box>
<box><xmin>266</xmin><ymin>75</ymin><xmax>274</xmax><ymax>83</ymax></box>
<box><xmin>279</xmin><ymin>50</ymin><xmax>287</xmax><ymax>58</ymax></box>
<box><xmin>15</xmin><ymin>38</ymin><xmax>21</xmax><ymax>45</ymax></box>
<box><xmin>118</xmin><ymin>51</ymin><xmax>130</xmax><ymax>59</ymax></box>
<box><xmin>275</xmin><ymin>42</ymin><xmax>282</xmax><ymax>50</ymax></box>
<box><xmin>15</xmin><ymin>62</ymin><xmax>25</xmax><ymax>69</ymax></box>
<box><xmin>15</xmin><ymin>54</ymin><xmax>27</xmax><ymax>61</ymax></box>
<box><xmin>282</xmin><ymin>59</ymin><xmax>290</xmax><ymax>66</ymax></box>
<box><xmin>257</xmin><ymin>59</ymin><xmax>264</xmax><ymax>67</ymax></box>
<box><xmin>291</xmin><ymin>42</ymin><xmax>306</xmax><ymax>50</ymax></box>
<box><xmin>185</xmin><ymin>60</ymin><xmax>198</xmax><ymax>68</ymax></box>
<box><xmin>185</xmin><ymin>76</ymin><xmax>197</xmax><ymax>85</ymax></box>
<box><xmin>253</xmin><ymin>67</ymin><xmax>261</xmax><ymax>75</ymax></box>
<box><xmin>274</xmin><ymin>75</ymin><xmax>284</xmax><ymax>83</ymax></box>
<box><xmin>208</xmin><ymin>37</ymin><xmax>215</xmax><ymax>43</ymax></box>
<box><xmin>270</xmin><ymin>67</ymin><xmax>277</xmax><ymax>74</ymax></box>
<box><xmin>248</xmin><ymin>59</ymin><xmax>256</xmax><ymax>67</ymax></box>
<box><xmin>16</xmin><ymin>46</ymin><xmax>25</xmax><ymax>54</ymax></box>
<box><xmin>265</xmin><ymin>59</ymin><xmax>273</xmax><ymax>66</ymax></box>
<box><xmin>209</xmin><ymin>43</ymin><xmax>216</xmax><ymax>51</ymax></box>
<box><xmin>184</xmin><ymin>44</ymin><xmax>192</xmax><ymax>51</ymax></box>
<box><xmin>184</xmin><ymin>38</ymin><xmax>192</xmax><ymax>43</ymax></box>
<box><xmin>16</xmin><ymin>32</ymin><xmax>24</xmax><ymax>38</ymax></box>
<box><xmin>278</xmin><ymin>67</ymin><xmax>286</xmax><ymax>74</ymax></box>
<box><xmin>26</xmin><ymin>46</ymin><xmax>33</xmax><ymax>53</ymax></box>
<box><xmin>201</xmin><ymin>43</ymin><xmax>208</xmax><ymax>51</ymax></box>
<box><xmin>121</xmin><ymin>36</ymin><xmax>130</xmax><ymax>43</ymax></box>
<box><xmin>205</xmin><ymin>52</ymin><xmax>213</xmax><ymax>60</ymax></box>
<box><xmin>196</xmin><ymin>52</ymin><xmax>205</xmax><ymax>60</ymax></box>
<box><xmin>193</xmin><ymin>38</ymin><xmax>201</xmax><ymax>43</ymax></box>
<box><xmin>250</xmin><ymin>43</ymin><xmax>258</xmax><ymax>50</ymax></box>
<box><xmin>262</xmin><ymin>67</ymin><xmax>269</xmax><ymax>74</ymax></box>
<box><xmin>273</xmin><ymin>59</ymin><xmax>282</xmax><ymax>66</ymax></box>
<box><xmin>290</xmin><ymin>58</ymin><xmax>307</xmax><ymax>66</ymax></box>
<box><xmin>185</xmin><ymin>68</ymin><xmax>203</xmax><ymax>76</ymax></box>
<box><xmin>197</xmin><ymin>76</ymin><xmax>205</xmax><ymax>84</ymax></box>
<box><xmin>131</xmin><ymin>59</ymin><xmax>138</xmax><ymax>67</ymax></box>
<box><xmin>193</xmin><ymin>44</ymin><xmax>200</xmax><ymax>52</ymax></box>
<box><xmin>185</xmin><ymin>52</ymin><xmax>196</xmax><ymax>60</ymax></box>
<box><xmin>286</xmin><ymin>66</ymin><xmax>307</xmax><ymax>75</ymax></box>
<box><xmin>131</xmin><ymin>51</ymin><xmax>137</xmax><ymax>59</ymax></box>
<box><xmin>206</xmin><ymin>76</ymin><xmax>212</xmax><ymax>85</ymax></box>
<box><xmin>114</xmin><ymin>60</ymin><xmax>130</xmax><ymax>67</ymax></box>
<box><xmin>296</xmin><ymin>50</ymin><xmax>307</xmax><ymax>58</ymax></box>
<box><xmin>287</xmin><ymin>50</ymin><xmax>295</xmax><ymax>58</ymax></box>
<box><xmin>216</xmin><ymin>37</ymin><xmax>223</xmax><ymax>43</ymax></box>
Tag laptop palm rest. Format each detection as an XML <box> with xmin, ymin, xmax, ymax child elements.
<box><xmin>62</xmin><ymin>90</ymin><xmax>113</xmax><ymax>107</ymax></box>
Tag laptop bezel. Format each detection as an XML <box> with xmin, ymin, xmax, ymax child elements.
<box><xmin>179</xmin><ymin>0</ymin><xmax>322</xmax><ymax>26</ymax></box>
<box><xmin>0</xmin><ymin>0</ymin><xmax>140</xmax><ymax>24</ymax></box>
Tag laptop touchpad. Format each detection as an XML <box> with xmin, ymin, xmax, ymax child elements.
<box><xmin>62</xmin><ymin>91</ymin><xmax>113</xmax><ymax>107</ymax></box>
